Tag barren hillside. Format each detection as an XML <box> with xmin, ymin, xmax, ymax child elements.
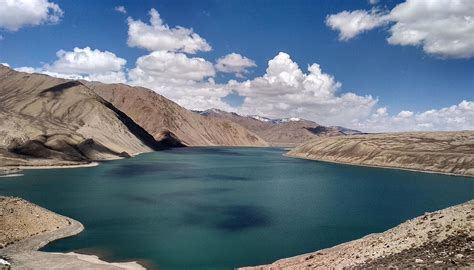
<box><xmin>199</xmin><ymin>109</ymin><xmax>361</xmax><ymax>146</ymax></box>
<box><xmin>87</xmin><ymin>82</ymin><xmax>267</xmax><ymax>147</ymax></box>
<box><xmin>287</xmin><ymin>131</ymin><xmax>474</xmax><ymax>176</ymax></box>
<box><xmin>0</xmin><ymin>66</ymin><xmax>161</xmax><ymax>167</ymax></box>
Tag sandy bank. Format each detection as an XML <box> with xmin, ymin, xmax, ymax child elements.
<box><xmin>240</xmin><ymin>200</ymin><xmax>474</xmax><ymax>269</ymax></box>
<box><xmin>0</xmin><ymin>196</ymin><xmax>145</xmax><ymax>270</ymax></box>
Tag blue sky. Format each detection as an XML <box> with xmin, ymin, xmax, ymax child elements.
<box><xmin>0</xmin><ymin>0</ymin><xmax>473</xmax><ymax>131</ymax></box>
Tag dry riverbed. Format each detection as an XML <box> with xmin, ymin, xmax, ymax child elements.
<box><xmin>0</xmin><ymin>196</ymin><xmax>144</xmax><ymax>270</ymax></box>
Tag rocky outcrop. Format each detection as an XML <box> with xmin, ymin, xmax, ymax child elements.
<box><xmin>86</xmin><ymin>82</ymin><xmax>268</xmax><ymax>147</ymax></box>
<box><xmin>198</xmin><ymin>109</ymin><xmax>361</xmax><ymax>146</ymax></box>
<box><xmin>287</xmin><ymin>131</ymin><xmax>474</xmax><ymax>176</ymax></box>
<box><xmin>0</xmin><ymin>66</ymin><xmax>161</xmax><ymax>167</ymax></box>
<box><xmin>241</xmin><ymin>200</ymin><xmax>474</xmax><ymax>269</ymax></box>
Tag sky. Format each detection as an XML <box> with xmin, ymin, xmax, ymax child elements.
<box><xmin>0</xmin><ymin>0</ymin><xmax>473</xmax><ymax>132</ymax></box>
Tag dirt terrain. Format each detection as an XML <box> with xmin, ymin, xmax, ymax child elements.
<box><xmin>288</xmin><ymin>131</ymin><xmax>474</xmax><ymax>176</ymax></box>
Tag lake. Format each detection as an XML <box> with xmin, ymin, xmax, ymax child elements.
<box><xmin>1</xmin><ymin>147</ymin><xmax>473</xmax><ymax>269</ymax></box>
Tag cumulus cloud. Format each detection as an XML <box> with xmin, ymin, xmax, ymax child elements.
<box><xmin>228</xmin><ymin>52</ymin><xmax>377</xmax><ymax>126</ymax></box>
<box><xmin>326</xmin><ymin>9</ymin><xmax>387</xmax><ymax>41</ymax></box>
<box><xmin>354</xmin><ymin>100</ymin><xmax>474</xmax><ymax>132</ymax></box>
<box><xmin>127</xmin><ymin>50</ymin><xmax>233</xmax><ymax>110</ymax></box>
<box><xmin>15</xmin><ymin>47</ymin><xmax>127</xmax><ymax>84</ymax></box>
<box><xmin>115</xmin><ymin>6</ymin><xmax>127</xmax><ymax>14</ymax></box>
<box><xmin>327</xmin><ymin>0</ymin><xmax>474</xmax><ymax>58</ymax></box>
<box><xmin>46</xmin><ymin>47</ymin><xmax>126</xmax><ymax>75</ymax></box>
<box><xmin>129</xmin><ymin>50</ymin><xmax>215</xmax><ymax>83</ymax></box>
<box><xmin>215</xmin><ymin>53</ymin><xmax>256</xmax><ymax>77</ymax></box>
<box><xmin>127</xmin><ymin>8</ymin><xmax>211</xmax><ymax>54</ymax></box>
<box><xmin>0</xmin><ymin>0</ymin><xmax>63</xmax><ymax>31</ymax></box>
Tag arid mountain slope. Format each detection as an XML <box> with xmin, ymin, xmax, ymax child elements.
<box><xmin>198</xmin><ymin>109</ymin><xmax>361</xmax><ymax>146</ymax></box>
<box><xmin>86</xmin><ymin>82</ymin><xmax>267</xmax><ymax>147</ymax></box>
<box><xmin>0</xmin><ymin>66</ymin><xmax>161</xmax><ymax>167</ymax></box>
<box><xmin>288</xmin><ymin>132</ymin><xmax>474</xmax><ymax>176</ymax></box>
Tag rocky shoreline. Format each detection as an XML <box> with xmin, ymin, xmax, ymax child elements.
<box><xmin>240</xmin><ymin>200</ymin><xmax>474</xmax><ymax>269</ymax></box>
<box><xmin>0</xmin><ymin>196</ymin><xmax>144</xmax><ymax>270</ymax></box>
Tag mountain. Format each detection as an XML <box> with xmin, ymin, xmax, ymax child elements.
<box><xmin>197</xmin><ymin>108</ymin><xmax>362</xmax><ymax>146</ymax></box>
<box><xmin>287</xmin><ymin>132</ymin><xmax>474</xmax><ymax>176</ymax></box>
<box><xmin>86</xmin><ymin>82</ymin><xmax>267</xmax><ymax>147</ymax></box>
<box><xmin>0</xmin><ymin>65</ymin><xmax>161</xmax><ymax>167</ymax></box>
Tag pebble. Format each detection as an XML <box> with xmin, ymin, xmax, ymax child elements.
<box><xmin>415</xmin><ymin>259</ymin><xmax>424</xmax><ymax>263</ymax></box>
<box><xmin>455</xmin><ymin>254</ymin><xmax>464</xmax><ymax>259</ymax></box>
<box><xmin>434</xmin><ymin>260</ymin><xmax>443</xmax><ymax>264</ymax></box>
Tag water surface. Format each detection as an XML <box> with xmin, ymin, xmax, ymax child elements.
<box><xmin>0</xmin><ymin>147</ymin><xmax>473</xmax><ymax>269</ymax></box>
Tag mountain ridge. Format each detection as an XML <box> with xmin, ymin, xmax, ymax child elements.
<box><xmin>196</xmin><ymin>108</ymin><xmax>363</xmax><ymax>146</ymax></box>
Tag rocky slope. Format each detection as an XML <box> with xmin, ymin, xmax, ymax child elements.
<box><xmin>241</xmin><ymin>200</ymin><xmax>474</xmax><ymax>269</ymax></box>
<box><xmin>86</xmin><ymin>82</ymin><xmax>267</xmax><ymax>147</ymax></box>
<box><xmin>198</xmin><ymin>109</ymin><xmax>361</xmax><ymax>146</ymax></box>
<box><xmin>287</xmin><ymin>131</ymin><xmax>474</xmax><ymax>176</ymax></box>
<box><xmin>0</xmin><ymin>66</ymin><xmax>161</xmax><ymax>168</ymax></box>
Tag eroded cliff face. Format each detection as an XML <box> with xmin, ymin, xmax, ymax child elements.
<box><xmin>287</xmin><ymin>131</ymin><xmax>474</xmax><ymax>176</ymax></box>
<box><xmin>86</xmin><ymin>82</ymin><xmax>268</xmax><ymax>147</ymax></box>
<box><xmin>0</xmin><ymin>66</ymin><xmax>161</xmax><ymax>166</ymax></box>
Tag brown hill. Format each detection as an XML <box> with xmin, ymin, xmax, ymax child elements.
<box><xmin>287</xmin><ymin>131</ymin><xmax>474</xmax><ymax>176</ymax></box>
<box><xmin>0</xmin><ymin>65</ymin><xmax>161</xmax><ymax>167</ymax></box>
<box><xmin>86</xmin><ymin>82</ymin><xmax>267</xmax><ymax>147</ymax></box>
<box><xmin>198</xmin><ymin>109</ymin><xmax>361</xmax><ymax>146</ymax></box>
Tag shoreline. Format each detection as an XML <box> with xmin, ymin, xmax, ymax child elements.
<box><xmin>240</xmin><ymin>199</ymin><xmax>474</xmax><ymax>269</ymax></box>
<box><xmin>0</xmin><ymin>162</ymin><xmax>99</xmax><ymax>178</ymax></box>
<box><xmin>0</xmin><ymin>197</ymin><xmax>145</xmax><ymax>270</ymax></box>
<box><xmin>286</xmin><ymin>153</ymin><xmax>474</xmax><ymax>178</ymax></box>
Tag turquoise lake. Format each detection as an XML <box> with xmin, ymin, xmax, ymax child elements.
<box><xmin>1</xmin><ymin>147</ymin><xmax>473</xmax><ymax>269</ymax></box>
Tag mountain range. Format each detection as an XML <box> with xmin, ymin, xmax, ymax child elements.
<box><xmin>196</xmin><ymin>108</ymin><xmax>362</xmax><ymax>146</ymax></box>
<box><xmin>0</xmin><ymin>65</ymin><xmax>360</xmax><ymax>167</ymax></box>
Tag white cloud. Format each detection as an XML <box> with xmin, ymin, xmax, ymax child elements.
<box><xmin>127</xmin><ymin>50</ymin><xmax>233</xmax><ymax>110</ymax></box>
<box><xmin>46</xmin><ymin>47</ymin><xmax>126</xmax><ymax>75</ymax></box>
<box><xmin>369</xmin><ymin>0</ymin><xmax>379</xmax><ymax>4</ymax></box>
<box><xmin>0</xmin><ymin>0</ymin><xmax>63</xmax><ymax>31</ymax></box>
<box><xmin>1</xmin><ymin>62</ymin><xmax>10</xmax><ymax>67</ymax></box>
<box><xmin>115</xmin><ymin>6</ymin><xmax>127</xmax><ymax>14</ymax></box>
<box><xmin>327</xmin><ymin>0</ymin><xmax>474</xmax><ymax>58</ymax></box>
<box><xmin>354</xmin><ymin>101</ymin><xmax>474</xmax><ymax>132</ymax></box>
<box><xmin>127</xmin><ymin>8</ymin><xmax>211</xmax><ymax>54</ymax></box>
<box><xmin>326</xmin><ymin>9</ymin><xmax>387</xmax><ymax>41</ymax></box>
<box><xmin>215</xmin><ymin>53</ymin><xmax>256</xmax><ymax>77</ymax></box>
<box><xmin>15</xmin><ymin>47</ymin><xmax>127</xmax><ymax>84</ymax></box>
<box><xmin>387</xmin><ymin>0</ymin><xmax>474</xmax><ymax>59</ymax></box>
<box><xmin>129</xmin><ymin>50</ymin><xmax>215</xmax><ymax>82</ymax></box>
<box><xmin>229</xmin><ymin>52</ymin><xmax>377</xmax><ymax>126</ymax></box>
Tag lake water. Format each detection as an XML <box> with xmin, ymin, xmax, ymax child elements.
<box><xmin>1</xmin><ymin>147</ymin><xmax>473</xmax><ymax>269</ymax></box>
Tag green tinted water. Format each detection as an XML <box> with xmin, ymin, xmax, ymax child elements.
<box><xmin>0</xmin><ymin>147</ymin><xmax>473</xmax><ymax>269</ymax></box>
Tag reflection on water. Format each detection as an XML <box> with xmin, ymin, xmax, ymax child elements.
<box><xmin>0</xmin><ymin>147</ymin><xmax>472</xmax><ymax>270</ymax></box>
